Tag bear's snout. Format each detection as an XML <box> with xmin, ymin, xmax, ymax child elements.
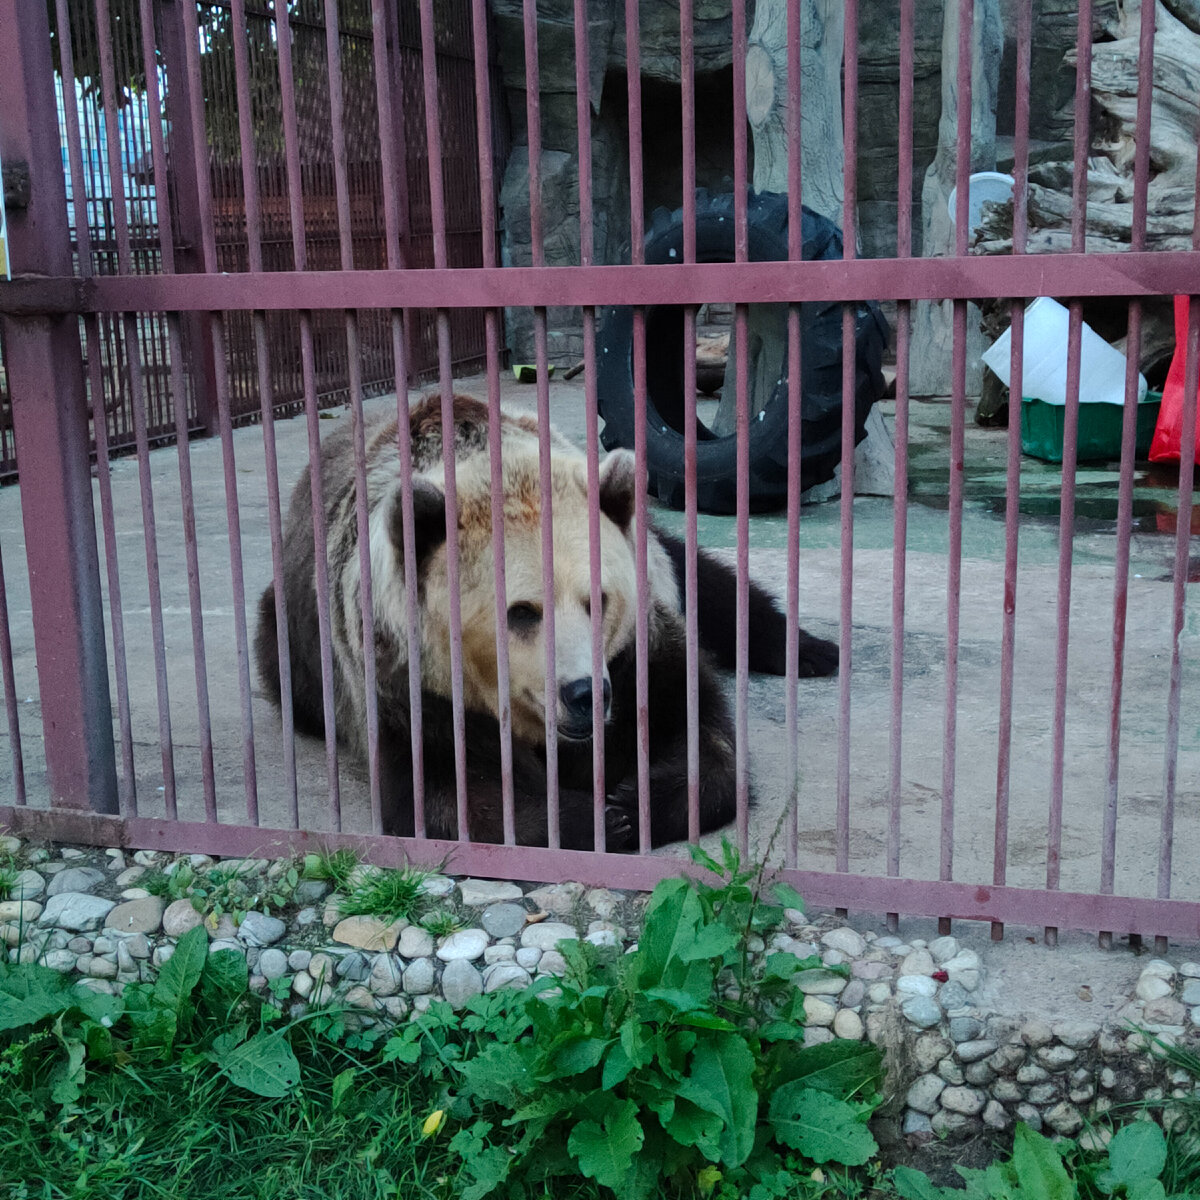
<box><xmin>558</xmin><ymin>676</ymin><xmax>611</xmax><ymax>738</ymax></box>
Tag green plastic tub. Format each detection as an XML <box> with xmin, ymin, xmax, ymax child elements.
<box><xmin>1019</xmin><ymin>391</ymin><xmax>1162</xmax><ymax>464</ymax></box>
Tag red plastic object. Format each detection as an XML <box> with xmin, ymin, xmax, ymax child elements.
<box><xmin>1149</xmin><ymin>296</ymin><xmax>1200</xmax><ymax>466</ymax></box>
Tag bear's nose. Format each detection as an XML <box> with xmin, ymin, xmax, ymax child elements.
<box><xmin>559</xmin><ymin>677</ymin><xmax>610</xmax><ymax>719</ymax></box>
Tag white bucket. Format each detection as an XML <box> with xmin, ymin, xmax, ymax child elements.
<box><xmin>947</xmin><ymin>171</ymin><xmax>1015</xmax><ymax>232</ymax></box>
<box><xmin>981</xmin><ymin>297</ymin><xmax>1148</xmax><ymax>407</ymax></box>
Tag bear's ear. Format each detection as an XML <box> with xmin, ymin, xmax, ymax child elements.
<box><xmin>388</xmin><ymin>476</ymin><xmax>448</xmax><ymax>570</ymax></box>
<box><xmin>598</xmin><ymin>449</ymin><xmax>636</xmax><ymax>531</ymax></box>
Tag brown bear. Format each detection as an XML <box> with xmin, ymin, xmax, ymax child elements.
<box><xmin>255</xmin><ymin>395</ymin><xmax>837</xmax><ymax>849</ymax></box>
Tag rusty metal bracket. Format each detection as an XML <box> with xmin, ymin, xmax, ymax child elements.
<box><xmin>0</xmin><ymin>275</ymin><xmax>91</xmax><ymax>316</ymax></box>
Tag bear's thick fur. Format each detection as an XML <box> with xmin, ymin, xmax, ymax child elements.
<box><xmin>255</xmin><ymin>395</ymin><xmax>838</xmax><ymax>849</ymax></box>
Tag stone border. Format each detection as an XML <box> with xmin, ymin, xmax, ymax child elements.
<box><xmin>3</xmin><ymin>835</ymin><xmax>1198</xmax><ymax>1143</ymax></box>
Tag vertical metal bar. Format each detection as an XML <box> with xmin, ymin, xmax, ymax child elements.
<box><xmin>275</xmin><ymin>0</ymin><xmax>339</xmax><ymax>828</ymax></box>
<box><xmin>1045</xmin><ymin>0</ymin><xmax>1093</xmax><ymax>947</ymax></box>
<box><xmin>467</xmin><ymin>0</ymin><xmax>512</xmax><ymax>843</ymax></box>
<box><xmin>419</xmin><ymin>0</ymin><xmax>470</xmax><ymax>840</ymax></box>
<box><xmin>1101</xmin><ymin>0</ymin><xmax>1157</xmax><ymax>950</ymax></box>
<box><xmin>225</xmin><ymin>0</ymin><xmax>295</xmax><ymax>822</ymax></box>
<box><xmin>375</xmin><ymin>0</ymin><xmax>423</xmax><ymax>834</ymax></box>
<box><xmin>571</xmin><ymin>0</ymin><xmax>607</xmax><ymax>847</ymax></box>
<box><xmin>991</xmin><ymin>0</ymin><xmax>1033</xmax><ymax>942</ymax></box>
<box><xmin>324</xmin><ymin>0</ymin><xmax>382</xmax><ymax>832</ymax></box>
<box><xmin>1155</xmin><ymin>131</ymin><xmax>1200</xmax><ymax>948</ymax></box>
<box><xmin>1158</xmin><ymin>297</ymin><xmax>1199</xmax><ymax>950</ymax></box>
<box><xmin>55</xmin><ymin>0</ymin><xmax>136</xmax><ymax>815</ymax></box>
<box><xmin>0</xmin><ymin>0</ymin><xmax>117</xmax><ymax>813</ymax></box>
<box><xmin>938</xmin><ymin>0</ymin><xmax>973</xmax><ymax>936</ymax></box>
<box><xmin>732</xmin><ymin>0</ymin><xmax>751</xmax><ymax>860</ymax></box>
<box><xmin>521</xmin><ymin>0</ymin><xmax>561</xmax><ymax>845</ymax></box>
<box><xmin>0</xmin><ymin>536</ymin><xmax>26</xmax><ymax>804</ymax></box>
<box><xmin>836</xmin><ymin>0</ymin><xmax>861</xmax><ymax>884</ymax></box>
<box><xmin>887</xmin><ymin>0</ymin><xmax>915</xmax><ymax>928</ymax></box>
<box><xmin>625</xmin><ymin>0</ymin><xmax>653</xmax><ymax>853</ymax></box>
<box><xmin>139</xmin><ymin>0</ymin><xmax>218</xmax><ymax>819</ymax></box>
<box><xmin>681</xmin><ymin>0</ymin><xmax>701</xmax><ymax>845</ymax></box>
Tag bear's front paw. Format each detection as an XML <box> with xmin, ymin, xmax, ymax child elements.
<box><xmin>604</xmin><ymin>798</ymin><xmax>638</xmax><ymax>852</ymax></box>
<box><xmin>797</xmin><ymin>630</ymin><xmax>839</xmax><ymax>677</ymax></box>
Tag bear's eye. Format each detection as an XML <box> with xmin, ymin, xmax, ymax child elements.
<box><xmin>507</xmin><ymin>602</ymin><xmax>542</xmax><ymax>634</ymax></box>
<box><xmin>583</xmin><ymin>591</ymin><xmax>610</xmax><ymax>619</ymax></box>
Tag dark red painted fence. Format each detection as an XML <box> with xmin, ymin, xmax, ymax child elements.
<box><xmin>0</xmin><ymin>0</ymin><xmax>1197</xmax><ymax>948</ymax></box>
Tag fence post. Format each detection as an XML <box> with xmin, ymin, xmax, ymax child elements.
<box><xmin>0</xmin><ymin>0</ymin><xmax>119</xmax><ymax>813</ymax></box>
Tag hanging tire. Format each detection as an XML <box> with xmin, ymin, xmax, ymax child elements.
<box><xmin>598</xmin><ymin>190</ymin><xmax>889</xmax><ymax>514</ymax></box>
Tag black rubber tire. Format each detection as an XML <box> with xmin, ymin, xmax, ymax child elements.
<box><xmin>598</xmin><ymin>190</ymin><xmax>890</xmax><ymax>514</ymax></box>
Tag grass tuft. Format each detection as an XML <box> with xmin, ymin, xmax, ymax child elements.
<box><xmin>420</xmin><ymin>911</ymin><xmax>463</xmax><ymax>939</ymax></box>
<box><xmin>302</xmin><ymin>848</ymin><xmax>359</xmax><ymax>894</ymax></box>
<box><xmin>0</xmin><ymin>858</ymin><xmax>18</xmax><ymax>903</ymax></box>
<box><xmin>337</xmin><ymin>864</ymin><xmax>433</xmax><ymax>923</ymax></box>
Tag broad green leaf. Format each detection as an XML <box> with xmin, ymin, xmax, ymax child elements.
<box><xmin>1099</xmin><ymin>1122</ymin><xmax>1167</xmax><ymax>1191</ymax></box>
<box><xmin>1010</xmin><ymin>1123</ymin><xmax>1073</xmax><ymax>1200</ymax></box>
<box><xmin>201</xmin><ymin>947</ymin><xmax>249</xmax><ymax>1013</ymax></box>
<box><xmin>773</xmin><ymin>1038</ymin><xmax>882</xmax><ymax>1096</ymax></box>
<box><xmin>675</xmin><ymin>1012</ymin><xmax>738</xmax><ymax>1032</ymax></box>
<box><xmin>460</xmin><ymin>1144</ymin><xmax>512</xmax><ymax>1200</ymax></box>
<box><xmin>771</xmin><ymin>882</ymin><xmax>806</xmax><ymax>912</ymax></box>
<box><xmin>543</xmin><ymin>1035</ymin><xmax>608</xmax><ymax>1080</ymax></box>
<box><xmin>687</xmin><ymin>843</ymin><xmax>725</xmax><ymax>876</ymax></box>
<box><xmin>568</xmin><ymin>1097</ymin><xmax>645</xmax><ymax>1189</ymax></box>
<box><xmin>49</xmin><ymin>1034</ymin><xmax>87</xmax><ymax>1107</ymax></box>
<box><xmin>81</xmin><ymin>1019</ymin><xmax>113</xmax><ymax>1063</ymax></box>
<box><xmin>215</xmin><ymin>1030</ymin><xmax>301</xmax><ymax>1097</ymax></box>
<box><xmin>458</xmin><ymin>1042</ymin><xmax>537</xmax><ymax>1107</ymax></box>
<box><xmin>891</xmin><ymin>1165</ymin><xmax>960</xmax><ymax>1200</ymax></box>
<box><xmin>768</xmin><ymin>1084</ymin><xmax>877</xmax><ymax>1166</ymax></box>
<box><xmin>602</xmin><ymin>1038</ymin><xmax>635</xmax><ymax>1089</ymax></box>
<box><xmin>331</xmin><ymin>1067</ymin><xmax>355</xmax><ymax>1111</ymax></box>
<box><xmin>381</xmin><ymin>1035</ymin><xmax>421</xmax><ymax>1065</ymax></box>
<box><xmin>0</xmin><ymin>964</ymin><xmax>72</xmax><ymax>1031</ymax></box>
<box><xmin>644</xmin><ymin>987</ymin><xmax>707</xmax><ymax>1013</ymax></box>
<box><xmin>758</xmin><ymin>1020</ymin><xmax>803</xmax><ymax>1041</ymax></box>
<box><xmin>677</xmin><ymin>1034</ymin><xmax>758</xmax><ymax>1167</ymax></box>
<box><xmin>675</xmin><ymin>922</ymin><xmax>740</xmax><ymax>963</ymax></box>
<box><xmin>665</xmin><ymin>1096</ymin><xmax>723</xmax><ymax>1158</ymax></box>
<box><xmin>1128</xmin><ymin>1183</ymin><xmax>1167</xmax><ymax>1200</ymax></box>
<box><xmin>153</xmin><ymin>925</ymin><xmax>207</xmax><ymax>1020</ymax></box>
<box><xmin>130</xmin><ymin>1006</ymin><xmax>177</xmax><ymax>1057</ymax></box>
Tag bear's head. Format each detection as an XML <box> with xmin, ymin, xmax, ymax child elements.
<box><xmin>376</xmin><ymin>442</ymin><xmax>674</xmax><ymax>746</ymax></box>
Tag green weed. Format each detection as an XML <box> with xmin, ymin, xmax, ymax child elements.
<box><xmin>338</xmin><ymin>864</ymin><xmax>434</xmax><ymax>923</ymax></box>
<box><xmin>0</xmin><ymin>858</ymin><xmax>17</xmax><ymax>903</ymax></box>
<box><xmin>421</xmin><ymin>910</ymin><xmax>464</xmax><ymax>939</ymax></box>
<box><xmin>302</xmin><ymin>847</ymin><xmax>360</xmax><ymax>894</ymax></box>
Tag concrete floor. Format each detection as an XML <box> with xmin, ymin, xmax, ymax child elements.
<box><xmin>0</xmin><ymin>376</ymin><xmax>1197</xmax><ymax>903</ymax></box>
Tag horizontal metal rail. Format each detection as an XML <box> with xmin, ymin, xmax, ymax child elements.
<box><xmin>4</xmin><ymin>253</ymin><xmax>1200</xmax><ymax>316</ymax></box>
